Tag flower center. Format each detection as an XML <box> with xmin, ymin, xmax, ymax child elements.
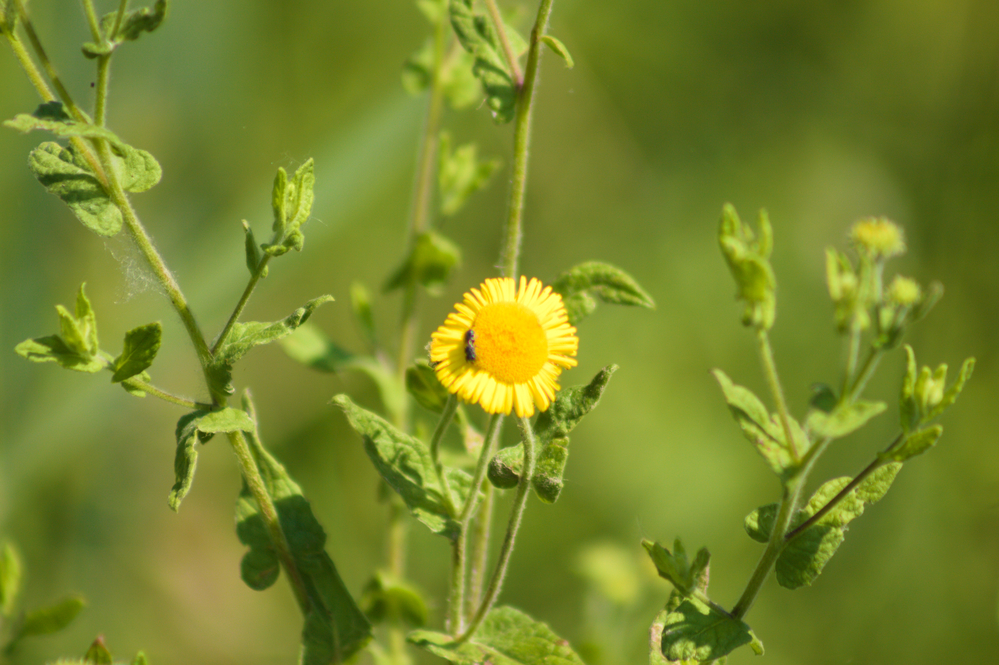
<box><xmin>471</xmin><ymin>301</ymin><xmax>549</xmax><ymax>384</ymax></box>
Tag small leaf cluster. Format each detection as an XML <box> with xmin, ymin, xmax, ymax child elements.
<box><xmin>15</xmin><ymin>284</ymin><xmax>162</xmax><ymax>396</ymax></box>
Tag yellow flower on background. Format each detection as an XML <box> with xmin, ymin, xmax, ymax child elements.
<box><xmin>430</xmin><ymin>276</ymin><xmax>578</xmax><ymax>417</ymax></box>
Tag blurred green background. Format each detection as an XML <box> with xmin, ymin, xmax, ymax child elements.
<box><xmin>1</xmin><ymin>1</ymin><xmax>997</xmax><ymax>663</ymax></box>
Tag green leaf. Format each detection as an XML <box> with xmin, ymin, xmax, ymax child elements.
<box><xmin>168</xmin><ymin>411</ymin><xmax>208</xmax><ymax>512</ymax></box>
<box><xmin>449</xmin><ymin>0</ymin><xmax>523</xmax><ymax>124</ymax></box>
<box><xmin>0</xmin><ymin>543</ymin><xmax>22</xmax><ymax>617</ymax></box>
<box><xmin>15</xmin><ymin>595</ymin><xmax>85</xmax><ymax>640</ymax></box>
<box><xmin>415</xmin><ymin>0</ymin><xmax>448</xmax><ymax>23</ymax></box>
<box><xmin>213</xmin><ymin>295</ymin><xmax>334</xmax><ymax>386</ymax></box>
<box><xmin>15</xmin><ymin>335</ymin><xmax>104</xmax><ymax>373</ymax></box>
<box><xmin>235</xmin><ymin>404</ymin><xmax>372</xmax><ymax>662</ymax></box>
<box><xmin>333</xmin><ymin>395</ymin><xmax>465</xmax><ymax>539</ymax></box>
<box><xmin>27</xmin><ymin>141</ymin><xmax>122</xmax><ymax>236</ymax></box>
<box><xmin>642</xmin><ymin>539</ymin><xmax>710</xmax><ymax>598</ymax></box>
<box><xmin>805</xmin><ymin>400</ymin><xmax>886</xmax><ymax>440</ymax></box>
<box><xmin>900</xmin><ymin>345</ymin><xmax>919</xmax><ymax>432</ymax></box>
<box><xmin>884</xmin><ymin>425</ymin><xmax>943</xmax><ymax>463</ymax></box>
<box><xmin>242</xmin><ymin>220</ymin><xmax>267</xmax><ymax>277</ymax></box>
<box><xmin>489</xmin><ymin>367</ymin><xmax>616</xmax><ymax>500</ymax></box>
<box><xmin>263</xmin><ymin>159</ymin><xmax>314</xmax><ymax>255</ymax></box>
<box><xmin>383</xmin><ymin>231</ymin><xmax>462</xmax><ymax>295</ymax></box>
<box><xmin>409</xmin><ymin>605</ymin><xmax>586</xmax><ymax>663</ymax></box>
<box><xmin>925</xmin><ymin>356</ymin><xmax>975</xmax><ymax>422</ymax></box>
<box><xmin>406</xmin><ymin>360</ymin><xmax>449</xmax><ymax>413</ymax></box>
<box><xmin>280</xmin><ymin>323</ymin><xmax>405</xmax><ymax>419</ymax></box>
<box><xmin>745</xmin><ymin>463</ymin><xmax>901</xmax><ymax>588</ymax></box>
<box><xmin>5</xmin><ymin>103</ymin><xmax>123</xmax><ymax>147</ymax></box>
<box><xmin>196</xmin><ymin>407</ymin><xmax>255</xmax><ymax>434</ymax></box>
<box><xmin>535</xmin><ymin>365</ymin><xmax>617</xmax><ymax>444</ymax></box>
<box><xmin>551</xmin><ymin>262</ymin><xmax>655</xmax><ymax>325</ymax></box>
<box><xmin>659</xmin><ymin>596</ymin><xmax>763</xmax><ymax>662</ymax></box>
<box><xmin>83</xmin><ymin>635</ymin><xmax>113</xmax><ymax>664</ymax></box>
<box><xmin>113</xmin><ymin>0</ymin><xmax>168</xmax><ymax>42</ymax></box>
<box><xmin>130</xmin><ymin>652</ymin><xmax>150</xmax><ymax>665</ymax></box>
<box><xmin>115</xmin><ymin>143</ymin><xmax>162</xmax><ymax>192</ymax></box>
<box><xmin>360</xmin><ymin>571</ymin><xmax>428</xmax><ymax>627</ymax></box>
<box><xmin>540</xmin><ymin>35</ymin><xmax>573</xmax><ymax>68</ymax></box>
<box><xmin>438</xmin><ymin>132</ymin><xmax>500</xmax><ymax>216</ymax></box>
<box><xmin>712</xmin><ymin>369</ymin><xmax>802</xmax><ymax>476</ymax></box>
<box><xmin>111</xmin><ymin>322</ymin><xmax>161</xmax><ymax>383</ymax></box>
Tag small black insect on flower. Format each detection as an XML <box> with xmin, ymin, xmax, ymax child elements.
<box><xmin>464</xmin><ymin>329</ymin><xmax>477</xmax><ymax>362</ymax></box>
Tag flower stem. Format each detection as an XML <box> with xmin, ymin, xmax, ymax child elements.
<box><xmin>457</xmin><ymin>416</ymin><xmax>537</xmax><ymax>642</ymax></box>
<box><xmin>118</xmin><ymin>377</ymin><xmax>211</xmax><ymax>410</ymax></box>
<box><xmin>211</xmin><ymin>254</ymin><xmax>273</xmax><ymax>355</ymax></box>
<box><xmin>756</xmin><ymin>328</ymin><xmax>798</xmax><ymax>462</ymax></box>
<box><xmin>499</xmin><ymin>0</ymin><xmax>556</xmax><ymax>280</ymax></box>
<box><xmin>429</xmin><ymin>395</ymin><xmax>461</xmax><ymax>515</ymax></box>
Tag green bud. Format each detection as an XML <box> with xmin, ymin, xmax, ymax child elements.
<box><xmin>718</xmin><ymin>204</ymin><xmax>776</xmax><ymax>330</ymax></box>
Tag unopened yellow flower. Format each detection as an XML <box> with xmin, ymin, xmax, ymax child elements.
<box><xmin>430</xmin><ymin>276</ymin><xmax>578</xmax><ymax>417</ymax></box>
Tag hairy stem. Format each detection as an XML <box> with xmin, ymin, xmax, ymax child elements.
<box><xmin>457</xmin><ymin>416</ymin><xmax>537</xmax><ymax>642</ymax></box>
<box><xmin>499</xmin><ymin>0</ymin><xmax>555</xmax><ymax>279</ymax></box>
<box><xmin>429</xmin><ymin>395</ymin><xmax>461</xmax><ymax>515</ymax></box>
<box><xmin>756</xmin><ymin>328</ymin><xmax>799</xmax><ymax>462</ymax></box>
<box><xmin>211</xmin><ymin>254</ymin><xmax>273</xmax><ymax>355</ymax></box>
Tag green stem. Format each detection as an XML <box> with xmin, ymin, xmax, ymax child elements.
<box><xmin>467</xmin><ymin>481</ymin><xmax>494</xmax><ymax>618</ymax></box>
<box><xmin>80</xmin><ymin>0</ymin><xmax>102</xmax><ymax>43</ymax></box>
<box><xmin>449</xmin><ymin>414</ymin><xmax>503</xmax><ymax>632</ymax></box>
<box><xmin>227</xmin><ymin>428</ymin><xmax>310</xmax><ymax>614</ymax></box>
<box><xmin>211</xmin><ymin>254</ymin><xmax>273</xmax><ymax>355</ymax></box>
<box><xmin>429</xmin><ymin>395</ymin><xmax>460</xmax><ymax>515</ymax></box>
<box><xmin>787</xmin><ymin>433</ymin><xmax>903</xmax><ymax>542</ymax></box>
<box><xmin>756</xmin><ymin>328</ymin><xmax>798</xmax><ymax>462</ymax></box>
<box><xmin>1</xmin><ymin>14</ymin><xmax>56</xmax><ymax>102</ymax></box>
<box><xmin>457</xmin><ymin>416</ymin><xmax>537</xmax><ymax>642</ymax></box>
<box><xmin>499</xmin><ymin>0</ymin><xmax>555</xmax><ymax>279</ymax></box>
<box><xmin>119</xmin><ymin>377</ymin><xmax>211</xmax><ymax>409</ymax></box>
<box><xmin>483</xmin><ymin>0</ymin><xmax>523</xmax><ymax>86</ymax></box>
<box><xmin>842</xmin><ymin>326</ymin><xmax>861</xmax><ymax>398</ymax></box>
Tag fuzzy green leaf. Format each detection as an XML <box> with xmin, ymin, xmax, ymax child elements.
<box><xmin>15</xmin><ymin>595</ymin><xmax>85</xmax><ymax>640</ymax></box>
<box><xmin>490</xmin><ymin>367</ymin><xmax>615</xmax><ymax>500</ymax></box>
<box><xmin>900</xmin><ymin>345</ymin><xmax>919</xmax><ymax>432</ymax></box>
<box><xmin>280</xmin><ymin>323</ymin><xmax>405</xmax><ymax>418</ymax></box>
<box><xmin>333</xmin><ymin>395</ymin><xmax>467</xmax><ymax>539</ymax></box>
<box><xmin>213</xmin><ymin>295</ymin><xmax>333</xmax><ymax>388</ymax></box>
<box><xmin>406</xmin><ymin>360</ymin><xmax>449</xmax><ymax>413</ymax></box>
<box><xmin>642</xmin><ymin>539</ymin><xmax>710</xmax><ymax>598</ymax></box>
<box><xmin>113</xmin><ymin>0</ymin><xmax>168</xmax><ymax>42</ymax></box>
<box><xmin>27</xmin><ymin>142</ymin><xmax>122</xmax><ymax>236</ymax></box>
<box><xmin>5</xmin><ymin>103</ymin><xmax>123</xmax><ymax>147</ymax></box>
<box><xmin>551</xmin><ymin>262</ymin><xmax>655</xmax><ymax>325</ymax></box>
<box><xmin>925</xmin><ymin>357</ymin><xmax>975</xmax><ymax>422</ymax></box>
<box><xmin>263</xmin><ymin>159</ymin><xmax>314</xmax><ymax>255</ymax></box>
<box><xmin>535</xmin><ymin>365</ymin><xmax>617</xmax><ymax>444</ymax></box>
<box><xmin>111</xmin><ymin>322</ymin><xmax>161</xmax><ymax>383</ymax></box>
<box><xmin>713</xmin><ymin>369</ymin><xmax>800</xmax><ymax>476</ymax></box>
<box><xmin>884</xmin><ymin>425</ymin><xmax>943</xmax><ymax>463</ymax></box>
<box><xmin>438</xmin><ymin>132</ymin><xmax>500</xmax><ymax>216</ymax></box>
<box><xmin>745</xmin><ymin>463</ymin><xmax>901</xmax><ymax>589</ymax></box>
<box><xmin>130</xmin><ymin>652</ymin><xmax>149</xmax><ymax>665</ymax></box>
<box><xmin>805</xmin><ymin>400</ymin><xmax>886</xmax><ymax>440</ymax></box>
<box><xmin>14</xmin><ymin>335</ymin><xmax>104</xmax><ymax>373</ymax></box>
<box><xmin>383</xmin><ymin>231</ymin><xmax>462</xmax><ymax>295</ymax></box>
<box><xmin>719</xmin><ymin>204</ymin><xmax>775</xmax><ymax>330</ymax></box>
<box><xmin>660</xmin><ymin>597</ymin><xmax>763</xmax><ymax>662</ymax></box>
<box><xmin>241</xmin><ymin>220</ymin><xmax>267</xmax><ymax>277</ymax></box>
<box><xmin>409</xmin><ymin>605</ymin><xmax>585</xmax><ymax>664</ymax></box>
<box><xmin>449</xmin><ymin>0</ymin><xmax>524</xmax><ymax>124</ymax></box>
<box><xmin>196</xmin><ymin>408</ymin><xmax>254</xmax><ymax>434</ymax></box>
<box><xmin>168</xmin><ymin>411</ymin><xmax>207</xmax><ymax>511</ymax></box>
<box><xmin>0</xmin><ymin>543</ymin><xmax>22</xmax><ymax>618</ymax></box>
<box><xmin>234</xmin><ymin>409</ymin><xmax>371</xmax><ymax>662</ymax></box>
<box><xmin>442</xmin><ymin>49</ymin><xmax>482</xmax><ymax>109</ymax></box>
<box><xmin>115</xmin><ymin>143</ymin><xmax>162</xmax><ymax>192</ymax></box>
<box><xmin>540</xmin><ymin>35</ymin><xmax>573</xmax><ymax>68</ymax></box>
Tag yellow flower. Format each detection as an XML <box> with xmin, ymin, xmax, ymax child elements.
<box><xmin>849</xmin><ymin>217</ymin><xmax>906</xmax><ymax>258</ymax></box>
<box><xmin>430</xmin><ymin>276</ymin><xmax>578</xmax><ymax>417</ymax></box>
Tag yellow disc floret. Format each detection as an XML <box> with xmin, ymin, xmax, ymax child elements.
<box><xmin>430</xmin><ymin>276</ymin><xmax>578</xmax><ymax>418</ymax></box>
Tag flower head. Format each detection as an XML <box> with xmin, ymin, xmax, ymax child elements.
<box><xmin>849</xmin><ymin>217</ymin><xmax>906</xmax><ymax>259</ymax></box>
<box><xmin>430</xmin><ymin>276</ymin><xmax>578</xmax><ymax>417</ymax></box>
